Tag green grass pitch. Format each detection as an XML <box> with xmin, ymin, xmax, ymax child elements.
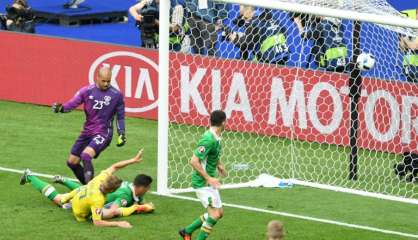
<box><xmin>0</xmin><ymin>100</ymin><xmax>417</xmax><ymax>240</ymax></box>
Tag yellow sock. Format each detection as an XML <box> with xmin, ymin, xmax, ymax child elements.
<box><xmin>120</xmin><ymin>204</ymin><xmax>139</xmax><ymax>217</ymax></box>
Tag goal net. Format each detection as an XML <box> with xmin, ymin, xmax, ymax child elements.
<box><xmin>158</xmin><ymin>0</ymin><xmax>418</xmax><ymax>204</ymax></box>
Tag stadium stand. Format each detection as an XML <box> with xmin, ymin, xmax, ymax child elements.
<box><xmin>0</xmin><ymin>0</ymin><xmax>415</xmax><ymax>81</ymax></box>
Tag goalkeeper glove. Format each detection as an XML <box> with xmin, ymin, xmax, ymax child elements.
<box><xmin>116</xmin><ymin>134</ymin><xmax>126</xmax><ymax>147</ymax></box>
<box><xmin>52</xmin><ymin>103</ymin><xmax>63</xmax><ymax>113</ymax></box>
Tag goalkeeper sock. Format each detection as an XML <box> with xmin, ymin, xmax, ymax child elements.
<box><xmin>120</xmin><ymin>205</ymin><xmax>139</xmax><ymax>217</ymax></box>
<box><xmin>196</xmin><ymin>216</ymin><xmax>217</xmax><ymax>240</ymax></box>
<box><xmin>27</xmin><ymin>175</ymin><xmax>58</xmax><ymax>201</ymax></box>
<box><xmin>62</xmin><ymin>178</ymin><xmax>82</xmax><ymax>190</ymax></box>
<box><xmin>67</xmin><ymin>161</ymin><xmax>85</xmax><ymax>184</ymax></box>
<box><xmin>185</xmin><ymin>213</ymin><xmax>208</xmax><ymax>234</ymax></box>
<box><xmin>81</xmin><ymin>153</ymin><xmax>94</xmax><ymax>183</ymax></box>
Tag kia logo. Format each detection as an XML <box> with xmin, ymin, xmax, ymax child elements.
<box><xmin>89</xmin><ymin>51</ymin><xmax>158</xmax><ymax>113</ymax></box>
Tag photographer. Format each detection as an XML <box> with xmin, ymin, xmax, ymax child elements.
<box><xmin>4</xmin><ymin>0</ymin><xmax>35</xmax><ymax>33</ymax></box>
<box><xmin>185</xmin><ymin>0</ymin><xmax>228</xmax><ymax>56</ymax></box>
<box><xmin>168</xmin><ymin>3</ymin><xmax>189</xmax><ymax>52</ymax></box>
<box><xmin>224</xmin><ymin>6</ymin><xmax>289</xmax><ymax>65</ymax></box>
<box><xmin>130</xmin><ymin>0</ymin><xmax>160</xmax><ymax>48</ymax></box>
<box><xmin>400</xmin><ymin>35</ymin><xmax>418</xmax><ymax>83</ymax></box>
<box><xmin>293</xmin><ymin>14</ymin><xmax>348</xmax><ymax>72</ymax></box>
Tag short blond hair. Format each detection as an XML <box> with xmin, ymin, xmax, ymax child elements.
<box><xmin>101</xmin><ymin>175</ymin><xmax>122</xmax><ymax>194</ymax></box>
<box><xmin>267</xmin><ymin>220</ymin><xmax>284</xmax><ymax>240</ymax></box>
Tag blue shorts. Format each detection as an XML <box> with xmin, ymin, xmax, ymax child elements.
<box><xmin>70</xmin><ymin>133</ymin><xmax>112</xmax><ymax>159</ymax></box>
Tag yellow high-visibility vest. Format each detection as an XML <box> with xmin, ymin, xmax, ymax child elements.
<box><xmin>401</xmin><ymin>9</ymin><xmax>417</xmax><ymax>20</ymax></box>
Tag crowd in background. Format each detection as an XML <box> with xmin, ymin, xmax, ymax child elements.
<box><xmin>129</xmin><ymin>0</ymin><xmax>418</xmax><ymax>83</ymax></box>
<box><xmin>1</xmin><ymin>0</ymin><xmax>417</xmax><ymax>83</ymax></box>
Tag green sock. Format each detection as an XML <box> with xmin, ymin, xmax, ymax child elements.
<box><xmin>196</xmin><ymin>216</ymin><xmax>218</xmax><ymax>240</ymax></box>
<box><xmin>27</xmin><ymin>175</ymin><xmax>58</xmax><ymax>201</ymax></box>
<box><xmin>62</xmin><ymin>179</ymin><xmax>81</xmax><ymax>190</ymax></box>
<box><xmin>185</xmin><ymin>214</ymin><xmax>207</xmax><ymax>234</ymax></box>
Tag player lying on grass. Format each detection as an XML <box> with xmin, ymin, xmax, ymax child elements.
<box><xmin>179</xmin><ymin>110</ymin><xmax>227</xmax><ymax>240</ymax></box>
<box><xmin>53</xmin><ymin>173</ymin><xmax>155</xmax><ymax>216</ymax></box>
<box><xmin>52</xmin><ymin>66</ymin><xmax>126</xmax><ymax>184</ymax></box>
<box><xmin>20</xmin><ymin>149</ymin><xmax>144</xmax><ymax>228</ymax></box>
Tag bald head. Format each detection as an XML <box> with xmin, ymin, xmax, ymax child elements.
<box><xmin>267</xmin><ymin>220</ymin><xmax>284</xmax><ymax>240</ymax></box>
<box><xmin>95</xmin><ymin>66</ymin><xmax>112</xmax><ymax>91</ymax></box>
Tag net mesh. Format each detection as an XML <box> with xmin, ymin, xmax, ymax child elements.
<box><xmin>165</xmin><ymin>0</ymin><xmax>418</xmax><ymax>201</ymax></box>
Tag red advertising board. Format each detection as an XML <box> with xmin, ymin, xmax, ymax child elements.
<box><xmin>0</xmin><ymin>31</ymin><xmax>159</xmax><ymax>119</ymax></box>
<box><xmin>1</xmin><ymin>31</ymin><xmax>418</xmax><ymax>154</ymax></box>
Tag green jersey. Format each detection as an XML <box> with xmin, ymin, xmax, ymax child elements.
<box><xmin>192</xmin><ymin>129</ymin><xmax>222</xmax><ymax>188</ymax></box>
<box><xmin>105</xmin><ymin>181</ymin><xmax>143</xmax><ymax>207</ymax></box>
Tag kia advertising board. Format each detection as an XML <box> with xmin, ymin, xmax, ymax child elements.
<box><xmin>1</xmin><ymin>31</ymin><xmax>418</xmax><ymax>155</ymax></box>
<box><xmin>0</xmin><ymin>31</ymin><xmax>158</xmax><ymax>119</ymax></box>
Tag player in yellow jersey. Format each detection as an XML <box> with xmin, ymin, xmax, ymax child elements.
<box><xmin>20</xmin><ymin>149</ymin><xmax>144</xmax><ymax>228</ymax></box>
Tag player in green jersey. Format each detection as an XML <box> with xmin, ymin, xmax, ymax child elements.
<box><xmin>179</xmin><ymin>110</ymin><xmax>227</xmax><ymax>240</ymax></box>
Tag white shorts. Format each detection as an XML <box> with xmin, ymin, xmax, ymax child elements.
<box><xmin>195</xmin><ymin>186</ymin><xmax>223</xmax><ymax>209</ymax></box>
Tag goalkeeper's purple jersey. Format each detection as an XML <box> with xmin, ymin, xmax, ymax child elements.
<box><xmin>62</xmin><ymin>84</ymin><xmax>125</xmax><ymax>136</ymax></box>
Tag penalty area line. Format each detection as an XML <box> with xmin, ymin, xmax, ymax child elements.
<box><xmin>1</xmin><ymin>166</ymin><xmax>417</xmax><ymax>239</ymax></box>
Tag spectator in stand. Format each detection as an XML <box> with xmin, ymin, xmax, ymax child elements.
<box><xmin>4</xmin><ymin>0</ymin><xmax>35</xmax><ymax>33</ymax></box>
<box><xmin>63</xmin><ymin>0</ymin><xmax>85</xmax><ymax>9</ymax></box>
<box><xmin>224</xmin><ymin>6</ymin><xmax>289</xmax><ymax>65</ymax></box>
<box><xmin>400</xmin><ymin>9</ymin><xmax>418</xmax><ymax>83</ymax></box>
<box><xmin>130</xmin><ymin>0</ymin><xmax>160</xmax><ymax>48</ymax></box>
<box><xmin>168</xmin><ymin>2</ymin><xmax>189</xmax><ymax>52</ymax></box>
<box><xmin>184</xmin><ymin>0</ymin><xmax>228</xmax><ymax>56</ymax></box>
<box><xmin>267</xmin><ymin>220</ymin><xmax>285</xmax><ymax>240</ymax></box>
<box><xmin>400</xmin><ymin>35</ymin><xmax>418</xmax><ymax>83</ymax></box>
<box><xmin>293</xmin><ymin>14</ymin><xmax>348</xmax><ymax>72</ymax></box>
<box><xmin>0</xmin><ymin>14</ymin><xmax>7</xmax><ymax>30</ymax></box>
<box><xmin>129</xmin><ymin>0</ymin><xmax>187</xmax><ymax>51</ymax></box>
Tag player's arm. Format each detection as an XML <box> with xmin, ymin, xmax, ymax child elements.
<box><xmin>91</xmin><ymin>203</ymin><xmax>132</xmax><ymax>228</ymax></box>
<box><xmin>217</xmin><ymin>160</ymin><xmax>227</xmax><ymax>177</ymax></box>
<box><xmin>52</xmin><ymin>88</ymin><xmax>85</xmax><ymax>113</ymax></box>
<box><xmin>108</xmin><ymin>193</ymin><xmax>130</xmax><ymax>208</ymax></box>
<box><xmin>106</xmin><ymin>149</ymin><xmax>143</xmax><ymax>175</ymax></box>
<box><xmin>189</xmin><ymin>141</ymin><xmax>221</xmax><ymax>188</ymax></box>
<box><xmin>116</xmin><ymin>95</ymin><xmax>126</xmax><ymax>147</ymax></box>
<box><xmin>129</xmin><ymin>0</ymin><xmax>148</xmax><ymax>22</ymax></box>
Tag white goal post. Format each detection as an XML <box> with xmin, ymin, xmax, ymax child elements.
<box><xmin>158</xmin><ymin>0</ymin><xmax>418</xmax><ymax>204</ymax></box>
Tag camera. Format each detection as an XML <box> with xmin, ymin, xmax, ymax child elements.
<box><xmin>136</xmin><ymin>6</ymin><xmax>159</xmax><ymax>48</ymax></box>
<box><xmin>5</xmin><ymin>5</ymin><xmax>33</xmax><ymax>21</ymax></box>
<box><xmin>220</xmin><ymin>25</ymin><xmax>232</xmax><ymax>42</ymax></box>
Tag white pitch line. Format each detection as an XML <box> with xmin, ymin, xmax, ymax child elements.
<box><xmin>1</xmin><ymin>166</ymin><xmax>417</xmax><ymax>239</ymax></box>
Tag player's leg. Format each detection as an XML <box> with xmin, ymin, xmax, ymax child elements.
<box><xmin>81</xmin><ymin>133</ymin><xmax>112</xmax><ymax>183</ymax></box>
<box><xmin>53</xmin><ymin>175</ymin><xmax>82</xmax><ymax>190</ymax></box>
<box><xmin>67</xmin><ymin>134</ymin><xmax>91</xmax><ymax>184</ymax></box>
<box><xmin>195</xmin><ymin>188</ymin><xmax>223</xmax><ymax>240</ymax></box>
<box><xmin>80</xmin><ymin>147</ymin><xmax>96</xmax><ymax>183</ymax></box>
<box><xmin>196</xmin><ymin>207</ymin><xmax>223</xmax><ymax>240</ymax></box>
<box><xmin>20</xmin><ymin>169</ymin><xmax>63</xmax><ymax>205</ymax></box>
<box><xmin>180</xmin><ymin>213</ymin><xmax>208</xmax><ymax>239</ymax></box>
<box><xmin>67</xmin><ymin>154</ymin><xmax>85</xmax><ymax>184</ymax></box>
<box><xmin>180</xmin><ymin>187</ymin><xmax>223</xmax><ymax>239</ymax></box>
<box><xmin>101</xmin><ymin>202</ymin><xmax>155</xmax><ymax>220</ymax></box>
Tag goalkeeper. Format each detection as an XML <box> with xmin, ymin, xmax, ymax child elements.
<box><xmin>20</xmin><ymin>149</ymin><xmax>144</xmax><ymax>228</ymax></box>
<box><xmin>53</xmin><ymin>173</ymin><xmax>155</xmax><ymax>217</ymax></box>
<box><xmin>51</xmin><ymin>66</ymin><xmax>126</xmax><ymax>184</ymax></box>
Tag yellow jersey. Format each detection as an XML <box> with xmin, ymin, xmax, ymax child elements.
<box><xmin>71</xmin><ymin>169</ymin><xmax>111</xmax><ymax>222</ymax></box>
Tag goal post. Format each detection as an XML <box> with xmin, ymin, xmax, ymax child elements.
<box><xmin>158</xmin><ymin>0</ymin><xmax>418</xmax><ymax>204</ymax></box>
